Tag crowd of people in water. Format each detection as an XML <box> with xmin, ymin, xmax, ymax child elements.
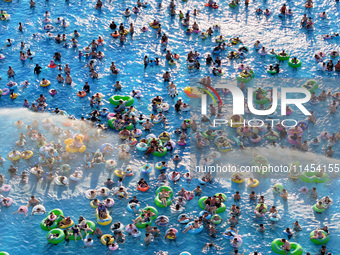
<box><xmin>0</xmin><ymin>0</ymin><xmax>339</xmax><ymax>254</ymax></box>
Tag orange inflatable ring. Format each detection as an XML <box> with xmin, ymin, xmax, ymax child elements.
<box><xmin>137</xmin><ymin>185</ymin><xmax>149</xmax><ymax>192</ymax></box>
<box><xmin>77</xmin><ymin>91</ymin><xmax>87</xmax><ymax>98</ymax></box>
<box><xmin>111</xmin><ymin>33</ymin><xmax>120</xmax><ymax>38</ymax></box>
<box><xmin>48</xmin><ymin>63</ymin><xmax>57</xmax><ymax>68</ymax></box>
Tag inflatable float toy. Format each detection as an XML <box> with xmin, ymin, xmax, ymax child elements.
<box><xmin>64</xmin><ymin>134</ymin><xmax>86</xmax><ymax>153</ymax></box>
<box><xmin>184</xmin><ymin>86</ymin><xmax>202</xmax><ymax>98</ymax></box>
<box><xmin>269</xmin><ymin>213</ymin><xmax>281</xmax><ymax>222</ymax></box>
<box><xmin>271</xmin><ymin>239</ymin><xmax>303</xmax><ymax>255</ymax></box>
<box><xmin>253</xmin><ymin>89</ymin><xmax>270</xmax><ymax>104</ymax></box>
<box><xmin>300</xmin><ymin>171</ymin><xmax>328</xmax><ymax>183</ymax></box>
<box><xmin>247</xmin><ymin>179</ymin><xmax>259</xmax><ymax>187</ymax></box>
<box><xmin>198</xmin><ymin>194</ymin><xmax>226</xmax><ymax>213</ymax></box>
<box><xmin>40</xmin><ymin>209</ymin><xmax>64</xmax><ymax>231</ymax></box>
<box><xmin>273</xmin><ymin>183</ymin><xmax>283</xmax><ymax>194</ymax></box>
<box><xmin>141</xmin><ymin>163</ymin><xmax>152</xmax><ymax>174</ymax></box>
<box><xmin>95</xmin><ymin>209</ymin><xmax>112</xmax><ymax>226</ymax></box>
<box><xmin>7</xmin><ymin>151</ymin><xmax>21</xmax><ymax>161</ymax></box>
<box><xmin>302</xmin><ymin>80</ymin><xmax>319</xmax><ymax>93</ymax></box>
<box><xmin>149</xmin><ymin>22</ymin><xmax>160</xmax><ymax>29</ymax></box>
<box><xmin>228</xmin><ymin>115</ymin><xmax>244</xmax><ymax>128</ymax></box>
<box><xmin>109</xmin><ymin>95</ymin><xmax>134</xmax><ymax>106</ymax></box>
<box><xmin>155</xmin><ymin>216</ymin><xmax>169</xmax><ymax>226</ymax></box>
<box><xmin>309</xmin><ymin>230</ymin><xmax>329</xmax><ymax>244</ymax></box>
<box><xmin>236</xmin><ymin>70</ymin><xmax>255</xmax><ymax>83</ymax></box>
<box><xmin>276</xmin><ymin>53</ymin><xmax>290</xmax><ymax>61</ymax></box>
<box><xmin>223</xmin><ymin>230</ymin><xmax>237</xmax><ymax>240</ymax></box>
<box><xmin>135</xmin><ymin>206</ymin><xmax>158</xmax><ymax>228</ymax></box>
<box><xmin>185</xmin><ymin>222</ymin><xmax>203</xmax><ymax>234</ymax></box>
<box><xmin>154</xmin><ymin>186</ymin><xmax>173</xmax><ymax>208</ymax></box>
<box><xmin>288</xmin><ymin>58</ymin><xmax>302</xmax><ymax>68</ymax></box>
<box><xmin>47</xmin><ymin>229</ymin><xmax>65</xmax><ymax>244</ymax></box>
<box><xmin>231</xmin><ymin>173</ymin><xmax>245</xmax><ymax>183</ymax></box>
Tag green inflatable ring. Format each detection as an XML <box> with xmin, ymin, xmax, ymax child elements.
<box><xmin>267</xmin><ymin>69</ymin><xmax>277</xmax><ymax>74</ymax></box>
<box><xmin>214</xmin><ymin>193</ymin><xmax>227</xmax><ymax>213</ymax></box>
<box><xmin>276</xmin><ymin>53</ymin><xmax>290</xmax><ymax>61</ymax></box>
<box><xmin>108</xmin><ymin>118</ymin><xmax>133</xmax><ymax>131</ymax></box>
<box><xmin>0</xmin><ymin>252</ymin><xmax>10</xmax><ymax>255</ymax></box>
<box><xmin>198</xmin><ymin>196</ymin><xmax>208</xmax><ymax>210</ymax></box>
<box><xmin>253</xmin><ymin>89</ymin><xmax>269</xmax><ymax>104</ymax></box>
<box><xmin>288</xmin><ymin>58</ymin><xmax>302</xmax><ymax>68</ymax></box>
<box><xmin>147</xmin><ymin>139</ymin><xmax>168</xmax><ymax>157</ymax></box>
<box><xmin>300</xmin><ymin>171</ymin><xmax>328</xmax><ymax>183</ymax></box>
<box><xmin>255</xmin><ymin>203</ymin><xmax>268</xmax><ymax>213</ymax></box>
<box><xmin>198</xmin><ymin>195</ymin><xmax>226</xmax><ymax>213</ymax></box>
<box><xmin>40</xmin><ymin>209</ymin><xmax>64</xmax><ymax>231</ymax></box>
<box><xmin>302</xmin><ymin>80</ymin><xmax>319</xmax><ymax>93</ymax></box>
<box><xmin>252</xmin><ymin>156</ymin><xmax>269</xmax><ymax>174</ymax></box>
<box><xmin>202</xmin><ymin>131</ymin><xmax>217</xmax><ymax>140</ymax></box>
<box><xmin>266</xmin><ymin>132</ymin><xmax>279</xmax><ymax>141</ymax></box>
<box><xmin>271</xmin><ymin>239</ymin><xmax>303</xmax><ymax>255</ymax></box>
<box><xmin>135</xmin><ymin>206</ymin><xmax>158</xmax><ymax>228</ymax></box>
<box><xmin>313</xmin><ymin>204</ymin><xmax>326</xmax><ymax>213</ymax></box>
<box><xmin>152</xmin><ymin>147</ymin><xmax>167</xmax><ymax>157</ymax></box>
<box><xmin>211</xmin><ymin>214</ymin><xmax>223</xmax><ymax>224</ymax></box>
<box><xmin>47</xmin><ymin>228</ymin><xmax>65</xmax><ymax>244</ymax></box>
<box><xmin>154</xmin><ymin>186</ymin><xmax>173</xmax><ymax>208</ymax></box>
<box><xmin>68</xmin><ymin>220</ymin><xmax>95</xmax><ymax>240</ymax></box>
<box><xmin>309</xmin><ymin>230</ymin><xmax>329</xmax><ymax>244</ymax></box>
<box><xmin>236</xmin><ymin>70</ymin><xmax>255</xmax><ymax>83</ymax></box>
<box><xmin>273</xmin><ymin>184</ymin><xmax>284</xmax><ymax>194</ymax></box>
<box><xmin>109</xmin><ymin>95</ymin><xmax>134</xmax><ymax>106</ymax></box>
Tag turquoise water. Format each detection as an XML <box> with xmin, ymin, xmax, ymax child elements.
<box><xmin>0</xmin><ymin>0</ymin><xmax>340</xmax><ymax>254</ymax></box>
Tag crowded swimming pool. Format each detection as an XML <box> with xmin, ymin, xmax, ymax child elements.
<box><xmin>0</xmin><ymin>0</ymin><xmax>340</xmax><ymax>254</ymax></box>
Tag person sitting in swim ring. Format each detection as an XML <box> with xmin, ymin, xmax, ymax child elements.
<box><xmin>159</xmin><ymin>188</ymin><xmax>172</xmax><ymax>207</ymax></box>
<box><xmin>278</xmin><ymin>50</ymin><xmax>287</xmax><ymax>57</ymax></box>
<box><xmin>310</xmin><ymin>230</ymin><xmax>325</xmax><ymax>240</ymax></box>
<box><xmin>183</xmin><ymin>219</ymin><xmax>201</xmax><ymax>233</ymax></box>
<box><xmin>151</xmin><ymin>20</ymin><xmax>159</xmax><ymax>27</ymax></box>
<box><xmin>114</xmin><ymin>187</ymin><xmax>128</xmax><ymax>199</ymax></box>
<box><xmin>138</xmin><ymin>178</ymin><xmax>149</xmax><ymax>188</ymax></box>
<box><xmin>256</xmin><ymin>8</ymin><xmax>263</xmax><ymax>13</ymax></box>
<box><xmin>320</xmin><ymin>195</ymin><xmax>332</xmax><ymax>206</ymax></box>
<box><xmin>232</xmin><ymin>173</ymin><xmax>244</xmax><ymax>182</ymax></box>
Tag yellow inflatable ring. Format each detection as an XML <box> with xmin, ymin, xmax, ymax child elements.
<box><xmin>21</xmin><ymin>150</ymin><xmax>34</xmax><ymax>159</ymax></box>
<box><xmin>59</xmin><ymin>219</ymin><xmax>74</xmax><ymax>229</ymax></box>
<box><xmin>101</xmin><ymin>234</ymin><xmax>114</xmax><ymax>245</ymax></box>
<box><xmin>10</xmin><ymin>93</ymin><xmax>18</xmax><ymax>99</ymax></box>
<box><xmin>40</xmin><ymin>80</ymin><xmax>51</xmax><ymax>87</ymax></box>
<box><xmin>120</xmin><ymin>29</ymin><xmax>129</xmax><ymax>36</ymax></box>
<box><xmin>247</xmin><ymin>179</ymin><xmax>259</xmax><ymax>187</ymax></box>
<box><xmin>231</xmin><ymin>173</ymin><xmax>245</xmax><ymax>183</ymax></box>
<box><xmin>149</xmin><ymin>22</ymin><xmax>160</xmax><ymax>29</ymax></box>
<box><xmin>228</xmin><ymin>115</ymin><xmax>244</xmax><ymax>128</ymax></box>
<box><xmin>114</xmin><ymin>169</ymin><xmax>125</xmax><ymax>178</ymax></box>
<box><xmin>7</xmin><ymin>151</ymin><xmax>21</xmax><ymax>161</ymax></box>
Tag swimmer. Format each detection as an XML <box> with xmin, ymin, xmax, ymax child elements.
<box><xmin>292</xmin><ymin>221</ymin><xmax>302</xmax><ymax>231</ymax></box>
<box><xmin>26</xmin><ymin>195</ymin><xmax>40</xmax><ymax>207</ymax></box>
<box><xmin>202</xmin><ymin>243</ymin><xmax>220</xmax><ymax>253</ymax></box>
<box><xmin>257</xmin><ymin>223</ymin><xmax>265</xmax><ymax>232</ymax></box>
<box><xmin>280</xmin><ymin>189</ymin><xmax>288</xmax><ymax>200</ymax></box>
<box><xmin>12</xmin><ymin>207</ymin><xmax>28</xmax><ymax>216</ymax></box>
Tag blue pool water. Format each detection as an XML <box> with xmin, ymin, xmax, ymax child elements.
<box><xmin>0</xmin><ymin>0</ymin><xmax>340</xmax><ymax>254</ymax></box>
